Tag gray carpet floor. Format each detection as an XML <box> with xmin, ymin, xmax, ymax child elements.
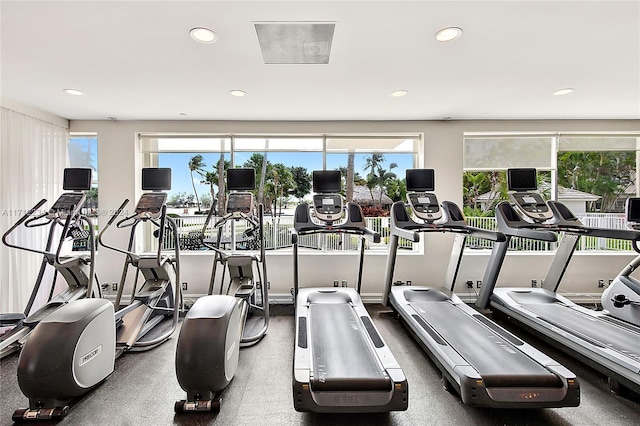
<box><xmin>1</xmin><ymin>304</ymin><xmax>639</xmax><ymax>425</ymax></box>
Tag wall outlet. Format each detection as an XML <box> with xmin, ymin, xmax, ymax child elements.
<box><xmin>531</xmin><ymin>279</ymin><xmax>538</xmax><ymax>288</ymax></box>
<box><xmin>598</xmin><ymin>279</ymin><xmax>605</xmax><ymax>288</ymax></box>
<box><xmin>112</xmin><ymin>282</ymin><xmax>118</xmax><ymax>291</ymax></box>
<box><xmin>406</xmin><ymin>280</ymin><xmax>412</xmax><ymax>286</ymax></box>
<box><xmin>182</xmin><ymin>282</ymin><xmax>188</xmax><ymax>291</ymax></box>
<box><xmin>476</xmin><ymin>280</ymin><xmax>482</xmax><ymax>288</ymax></box>
<box><xmin>466</xmin><ymin>280</ymin><xmax>474</xmax><ymax>289</ymax></box>
<box><xmin>267</xmin><ymin>281</ymin><xmax>270</xmax><ymax>289</ymax></box>
<box><xmin>101</xmin><ymin>282</ymin><xmax>109</xmax><ymax>291</ymax></box>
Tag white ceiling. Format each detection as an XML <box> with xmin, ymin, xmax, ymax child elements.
<box><xmin>1</xmin><ymin>0</ymin><xmax>639</xmax><ymax>121</ymax></box>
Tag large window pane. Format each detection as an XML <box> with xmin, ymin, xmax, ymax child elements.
<box><xmin>464</xmin><ymin>137</ymin><xmax>555</xmax><ymax>170</ymax></box>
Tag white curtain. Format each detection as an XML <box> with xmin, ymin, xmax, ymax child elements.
<box><xmin>1</xmin><ymin>107</ymin><xmax>68</xmax><ymax>315</ymax></box>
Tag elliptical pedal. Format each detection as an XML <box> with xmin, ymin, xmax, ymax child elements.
<box><xmin>174</xmin><ymin>397</ymin><xmax>222</xmax><ymax>413</ymax></box>
<box><xmin>12</xmin><ymin>406</ymin><xmax>69</xmax><ymax>422</ymax></box>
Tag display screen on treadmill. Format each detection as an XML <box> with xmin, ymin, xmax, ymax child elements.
<box><xmin>627</xmin><ymin>198</ymin><xmax>640</xmax><ymax>223</ymax></box>
<box><xmin>406</xmin><ymin>169</ymin><xmax>435</xmax><ymax>192</ymax></box>
<box><xmin>322</xmin><ymin>198</ymin><xmax>334</xmax><ymax>205</ymax></box>
<box><xmin>417</xmin><ymin>196</ymin><xmax>431</xmax><ymax>204</ymax></box>
<box><xmin>313</xmin><ymin>170</ymin><xmax>341</xmax><ymax>193</ymax></box>
<box><xmin>507</xmin><ymin>168</ymin><xmax>537</xmax><ymax>191</ymax></box>
<box><xmin>522</xmin><ymin>195</ymin><xmax>537</xmax><ymax>204</ymax></box>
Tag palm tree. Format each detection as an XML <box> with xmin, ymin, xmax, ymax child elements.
<box><xmin>346</xmin><ymin>153</ymin><xmax>355</xmax><ymax>202</ymax></box>
<box><xmin>188</xmin><ymin>154</ymin><xmax>206</xmax><ymax>212</ymax></box>
<box><xmin>377</xmin><ymin>163</ymin><xmax>397</xmax><ymax>206</ymax></box>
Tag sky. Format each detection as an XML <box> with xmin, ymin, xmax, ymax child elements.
<box><xmin>158</xmin><ymin>152</ymin><xmax>414</xmax><ymax>197</ymax></box>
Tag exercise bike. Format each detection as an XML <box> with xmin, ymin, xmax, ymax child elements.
<box><xmin>174</xmin><ymin>168</ymin><xmax>268</xmax><ymax>413</ymax></box>
<box><xmin>602</xmin><ymin>197</ymin><xmax>640</xmax><ymax>326</ymax></box>
<box><xmin>1</xmin><ymin>168</ymin><xmax>100</xmax><ymax>360</ymax></box>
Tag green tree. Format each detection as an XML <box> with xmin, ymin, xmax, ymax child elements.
<box><xmin>202</xmin><ymin>156</ymin><xmax>230</xmax><ymax>216</ymax></box>
<box><xmin>558</xmin><ymin>151</ymin><xmax>635</xmax><ymax>212</ymax></box>
<box><xmin>290</xmin><ymin>166</ymin><xmax>311</xmax><ymax>200</ymax></box>
<box><xmin>376</xmin><ymin>163</ymin><xmax>397</xmax><ymax>206</ymax></box>
<box><xmin>188</xmin><ymin>154</ymin><xmax>206</xmax><ymax>212</ymax></box>
<box><xmin>243</xmin><ymin>153</ymin><xmax>271</xmax><ymax>207</ymax></box>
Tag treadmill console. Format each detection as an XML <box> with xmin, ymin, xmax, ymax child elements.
<box><xmin>226</xmin><ymin>192</ymin><xmax>254</xmax><ymax>216</ymax></box>
<box><xmin>408</xmin><ymin>192</ymin><xmax>442</xmax><ymax>222</ymax></box>
<box><xmin>49</xmin><ymin>193</ymin><xmax>86</xmax><ymax>217</ymax></box>
<box><xmin>313</xmin><ymin>194</ymin><xmax>343</xmax><ymax>223</ymax></box>
<box><xmin>135</xmin><ymin>192</ymin><xmax>167</xmax><ymax>217</ymax></box>
<box><xmin>509</xmin><ymin>192</ymin><xmax>553</xmax><ymax>222</ymax></box>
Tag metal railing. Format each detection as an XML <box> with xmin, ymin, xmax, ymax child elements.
<box><xmin>161</xmin><ymin>215</ymin><xmax>414</xmax><ymax>252</ymax></box>
<box><xmin>466</xmin><ymin>213</ymin><xmax>631</xmax><ymax>252</ymax></box>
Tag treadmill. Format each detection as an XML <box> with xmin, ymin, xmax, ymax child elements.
<box><xmin>383</xmin><ymin>169</ymin><xmax>580</xmax><ymax>408</ymax></box>
<box><xmin>291</xmin><ymin>170</ymin><xmax>408</xmax><ymax>413</ymax></box>
<box><xmin>477</xmin><ymin>168</ymin><xmax>640</xmax><ymax>395</ymax></box>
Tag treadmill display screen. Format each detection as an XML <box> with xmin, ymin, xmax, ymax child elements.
<box><xmin>313</xmin><ymin>170</ymin><xmax>341</xmax><ymax>194</ymax></box>
<box><xmin>417</xmin><ymin>196</ymin><xmax>431</xmax><ymax>204</ymax></box>
<box><xmin>626</xmin><ymin>198</ymin><xmax>640</xmax><ymax>223</ymax></box>
<box><xmin>322</xmin><ymin>198</ymin><xmax>334</xmax><ymax>205</ymax></box>
<box><xmin>507</xmin><ymin>168</ymin><xmax>537</xmax><ymax>191</ymax></box>
<box><xmin>406</xmin><ymin>169</ymin><xmax>435</xmax><ymax>192</ymax></box>
<box><xmin>522</xmin><ymin>196</ymin><xmax>537</xmax><ymax>204</ymax></box>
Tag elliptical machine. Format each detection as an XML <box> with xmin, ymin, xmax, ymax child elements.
<box><xmin>1</xmin><ymin>168</ymin><xmax>101</xmax><ymax>359</ymax></box>
<box><xmin>8</xmin><ymin>168</ymin><xmax>181</xmax><ymax>422</ymax></box>
<box><xmin>174</xmin><ymin>168</ymin><xmax>268</xmax><ymax>413</ymax></box>
<box><xmin>6</xmin><ymin>169</ymin><xmax>116</xmax><ymax>422</ymax></box>
<box><xmin>602</xmin><ymin>197</ymin><xmax>640</xmax><ymax>325</ymax></box>
<box><xmin>98</xmin><ymin>167</ymin><xmax>181</xmax><ymax>355</ymax></box>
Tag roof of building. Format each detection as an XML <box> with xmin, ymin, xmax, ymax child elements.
<box><xmin>351</xmin><ymin>185</ymin><xmax>394</xmax><ymax>205</ymax></box>
<box><xmin>477</xmin><ymin>184</ymin><xmax>600</xmax><ymax>202</ymax></box>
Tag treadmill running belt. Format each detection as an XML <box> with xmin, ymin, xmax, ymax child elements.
<box><xmin>520</xmin><ymin>303</ymin><xmax>640</xmax><ymax>363</ymax></box>
<box><xmin>308</xmin><ymin>303</ymin><xmax>390</xmax><ymax>392</ymax></box>
<box><xmin>410</xmin><ymin>302</ymin><xmax>562</xmax><ymax>387</ymax></box>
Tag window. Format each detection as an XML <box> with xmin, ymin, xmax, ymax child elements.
<box><xmin>140</xmin><ymin>133</ymin><xmax>421</xmax><ymax>253</ymax></box>
<box><xmin>463</xmin><ymin>133</ymin><xmax>640</xmax><ymax>252</ymax></box>
<box><xmin>68</xmin><ymin>134</ymin><xmax>98</xmax><ymax>211</ymax></box>
<box><xmin>68</xmin><ymin>134</ymin><xmax>98</xmax><ymax>251</ymax></box>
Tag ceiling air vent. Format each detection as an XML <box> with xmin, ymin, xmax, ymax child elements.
<box><xmin>254</xmin><ymin>22</ymin><xmax>335</xmax><ymax>64</ymax></box>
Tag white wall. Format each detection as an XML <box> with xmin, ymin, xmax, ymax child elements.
<box><xmin>69</xmin><ymin>119</ymin><xmax>640</xmax><ymax>303</ymax></box>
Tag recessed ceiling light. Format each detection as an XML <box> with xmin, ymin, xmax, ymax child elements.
<box><xmin>229</xmin><ymin>90</ymin><xmax>246</xmax><ymax>97</ymax></box>
<box><xmin>553</xmin><ymin>88</ymin><xmax>575</xmax><ymax>96</ymax></box>
<box><xmin>63</xmin><ymin>89</ymin><xmax>83</xmax><ymax>96</ymax></box>
<box><xmin>391</xmin><ymin>90</ymin><xmax>408</xmax><ymax>97</ymax></box>
<box><xmin>190</xmin><ymin>27</ymin><xmax>217</xmax><ymax>43</ymax></box>
<box><xmin>435</xmin><ymin>27</ymin><xmax>463</xmax><ymax>42</ymax></box>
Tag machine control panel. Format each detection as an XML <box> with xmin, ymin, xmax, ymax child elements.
<box><xmin>509</xmin><ymin>192</ymin><xmax>553</xmax><ymax>222</ymax></box>
<box><xmin>135</xmin><ymin>192</ymin><xmax>167</xmax><ymax>216</ymax></box>
<box><xmin>50</xmin><ymin>193</ymin><xmax>86</xmax><ymax>217</ymax></box>
<box><xmin>226</xmin><ymin>192</ymin><xmax>254</xmax><ymax>215</ymax></box>
<box><xmin>408</xmin><ymin>192</ymin><xmax>442</xmax><ymax>222</ymax></box>
<box><xmin>313</xmin><ymin>194</ymin><xmax>343</xmax><ymax>223</ymax></box>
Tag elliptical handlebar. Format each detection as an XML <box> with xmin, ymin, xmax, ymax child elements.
<box><xmin>2</xmin><ymin>199</ymin><xmax>49</xmax><ymax>255</ymax></box>
<box><xmin>97</xmin><ymin>199</ymin><xmax>134</xmax><ymax>257</ymax></box>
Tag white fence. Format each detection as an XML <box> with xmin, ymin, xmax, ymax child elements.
<box><xmin>466</xmin><ymin>213</ymin><xmax>631</xmax><ymax>252</ymax></box>
<box><xmin>162</xmin><ymin>215</ymin><xmax>413</xmax><ymax>252</ymax></box>
<box><xmin>162</xmin><ymin>213</ymin><xmax>632</xmax><ymax>253</ymax></box>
